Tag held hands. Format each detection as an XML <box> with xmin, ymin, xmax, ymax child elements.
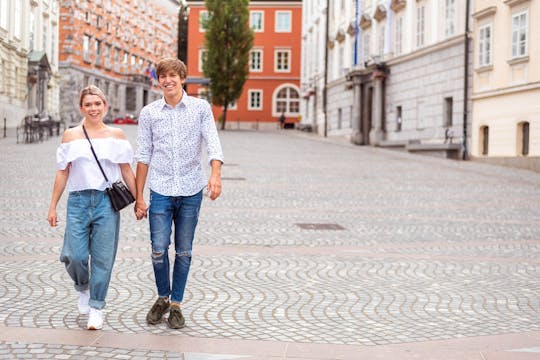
<box><xmin>134</xmin><ymin>199</ymin><xmax>148</xmax><ymax>220</ymax></box>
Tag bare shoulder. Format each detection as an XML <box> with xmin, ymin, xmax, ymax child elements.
<box><xmin>107</xmin><ymin>126</ymin><xmax>127</xmax><ymax>140</ymax></box>
<box><xmin>61</xmin><ymin>126</ymin><xmax>81</xmax><ymax>143</ymax></box>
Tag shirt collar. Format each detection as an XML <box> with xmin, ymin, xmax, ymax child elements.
<box><xmin>160</xmin><ymin>90</ymin><xmax>189</xmax><ymax>110</ymax></box>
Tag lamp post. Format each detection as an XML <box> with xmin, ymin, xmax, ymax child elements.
<box><xmin>178</xmin><ymin>3</ymin><xmax>189</xmax><ymax>65</ymax></box>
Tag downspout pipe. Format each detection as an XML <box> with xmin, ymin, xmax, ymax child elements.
<box><xmin>462</xmin><ymin>0</ymin><xmax>471</xmax><ymax>160</ymax></box>
<box><xmin>323</xmin><ymin>0</ymin><xmax>330</xmax><ymax>137</ymax></box>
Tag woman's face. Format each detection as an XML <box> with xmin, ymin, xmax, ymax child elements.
<box><xmin>80</xmin><ymin>94</ymin><xmax>107</xmax><ymax>123</ymax></box>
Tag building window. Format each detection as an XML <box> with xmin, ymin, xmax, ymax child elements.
<box><xmin>250</xmin><ymin>11</ymin><xmax>264</xmax><ymax>31</ymax></box>
<box><xmin>95</xmin><ymin>39</ymin><xmax>102</xmax><ymax>66</ymax></box>
<box><xmin>445</xmin><ymin>0</ymin><xmax>455</xmax><ymax>37</ymax></box>
<box><xmin>275</xmin><ymin>49</ymin><xmax>291</xmax><ymax>72</ymax></box>
<box><xmin>478</xmin><ymin>24</ymin><xmax>492</xmax><ymax>67</ymax></box>
<box><xmin>83</xmin><ymin>35</ymin><xmax>91</xmax><ymax>62</ymax></box>
<box><xmin>198</xmin><ymin>49</ymin><xmax>208</xmax><ymax>72</ymax></box>
<box><xmin>511</xmin><ymin>10</ymin><xmax>528</xmax><ymax>58</ymax></box>
<box><xmin>199</xmin><ymin>11</ymin><xmax>208</xmax><ymax>32</ymax></box>
<box><xmin>378</xmin><ymin>23</ymin><xmax>385</xmax><ymax>56</ymax></box>
<box><xmin>275</xmin><ymin>11</ymin><xmax>291</xmax><ymax>32</ymax></box>
<box><xmin>480</xmin><ymin>126</ymin><xmax>489</xmax><ymax>155</ymax></box>
<box><xmin>363</xmin><ymin>32</ymin><xmax>370</xmax><ymax>64</ymax></box>
<box><xmin>395</xmin><ymin>16</ymin><xmax>403</xmax><ymax>56</ymax></box>
<box><xmin>416</xmin><ymin>5</ymin><xmax>425</xmax><ymax>47</ymax></box>
<box><xmin>96</xmin><ymin>15</ymin><xmax>103</xmax><ymax>28</ymax></box>
<box><xmin>444</xmin><ymin>97</ymin><xmax>453</xmax><ymax>127</ymax></box>
<box><xmin>248</xmin><ymin>90</ymin><xmax>263</xmax><ymax>110</ymax></box>
<box><xmin>274</xmin><ymin>86</ymin><xmax>300</xmax><ymax>115</ymax></box>
<box><xmin>14</xmin><ymin>0</ymin><xmax>22</xmax><ymax>38</ymax></box>
<box><xmin>517</xmin><ymin>122</ymin><xmax>529</xmax><ymax>156</ymax></box>
<box><xmin>197</xmin><ymin>88</ymin><xmax>210</xmax><ymax>102</ymax></box>
<box><xmin>85</xmin><ymin>11</ymin><xmax>90</xmax><ymax>24</ymax></box>
<box><xmin>250</xmin><ymin>50</ymin><xmax>262</xmax><ymax>72</ymax></box>
<box><xmin>29</xmin><ymin>11</ymin><xmax>36</xmax><ymax>50</ymax></box>
<box><xmin>0</xmin><ymin>0</ymin><xmax>8</xmax><ymax>29</ymax></box>
<box><xmin>396</xmin><ymin>106</ymin><xmax>402</xmax><ymax>132</ymax></box>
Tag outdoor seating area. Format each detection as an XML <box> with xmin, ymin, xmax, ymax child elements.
<box><xmin>16</xmin><ymin>115</ymin><xmax>63</xmax><ymax>144</ymax></box>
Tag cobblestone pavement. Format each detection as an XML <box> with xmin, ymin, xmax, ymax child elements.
<box><xmin>0</xmin><ymin>126</ymin><xmax>540</xmax><ymax>359</ymax></box>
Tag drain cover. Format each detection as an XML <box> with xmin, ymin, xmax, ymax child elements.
<box><xmin>296</xmin><ymin>223</ymin><xmax>346</xmax><ymax>230</ymax></box>
<box><xmin>221</xmin><ymin>177</ymin><xmax>246</xmax><ymax>181</ymax></box>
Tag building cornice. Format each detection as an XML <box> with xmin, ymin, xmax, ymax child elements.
<box><xmin>472</xmin><ymin>6</ymin><xmax>497</xmax><ymax>20</ymax></box>
<box><xmin>385</xmin><ymin>35</ymin><xmax>464</xmax><ymax>66</ymax></box>
<box><xmin>504</xmin><ymin>0</ymin><xmax>530</xmax><ymax>7</ymax></box>
<box><xmin>472</xmin><ymin>81</ymin><xmax>540</xmax><ymax>100</ymax></box>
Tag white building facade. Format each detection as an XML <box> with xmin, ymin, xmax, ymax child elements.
<box><xmin>300</xmin><ymin>0</ymin><xmax>328</xmax><ymax>134</ymax></box>
<box><xmin>301</xmin><ymin>0</ymin><xmax>473</xmax><ymax>159</ymax></box>
<box><xmin>471</xmin><ymin>0</ymin><xmax>539</xmax><ymax>171</ymax></box>
<box><xmin>0</xmin><ymin>0</ymin><xmax>60</xmax><ymax>128</ymax></box>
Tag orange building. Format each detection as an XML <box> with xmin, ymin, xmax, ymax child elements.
<box><xmin>185</xmin><ymin>0</ymin><xmax>302</xmax><ymax>128</ymax></box>
<box><xmin>58</xmin><ymin>0</ymin><xmax>179</xmax><ymax>123</ymax></box>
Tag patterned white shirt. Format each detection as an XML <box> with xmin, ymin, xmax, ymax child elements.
<box><xmin>135</xmin><ymin>92</ymin><xmax>224</xmax><ymax>197</ymax></box>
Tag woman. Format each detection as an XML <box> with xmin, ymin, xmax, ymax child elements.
<box><xmin>47</xmin><ymin>85</ymin><xmax>136</xmax><ymax>330</ymax></box>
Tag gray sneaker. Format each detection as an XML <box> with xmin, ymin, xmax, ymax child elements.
<box><xmin>146</xmin><ymin>297</ymin><xmax>170</xmax><ymax>325</ymax></box>
<box><xmin>167</xmin><ymin>305</ymin><xmax>185</xmax><ymax>329</ymax></box>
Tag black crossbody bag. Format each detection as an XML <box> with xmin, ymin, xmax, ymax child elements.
<box><xmin>82</xmin><ymin>125</ymin><xmax>135</xmax><ymax>211</ymax></box>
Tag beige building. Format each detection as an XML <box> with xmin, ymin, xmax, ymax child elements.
<box><xmin>471</xmin><ymin>0</ymin><xmax>539</xmax><ymax>170</ymax></box>
<box><xmin>0</xmin><ymin>0</ymin><xmax>60</xmax><ymax>128</ymax></box>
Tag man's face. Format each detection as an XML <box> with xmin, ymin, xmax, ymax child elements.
<box><xmin>158</xmin><ymin>70</ymin><xmax>185</xmax><ymax>98</ymax></box>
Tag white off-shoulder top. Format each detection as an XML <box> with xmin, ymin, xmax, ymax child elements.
<box><xmin>56</xmin><ymin>138</ymin><xmax>133</xmax><ymax>192</ymax></box>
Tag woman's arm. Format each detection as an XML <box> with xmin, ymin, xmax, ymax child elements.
<box><xmin>120</xmin><ymin>163</ymin><xmax>136</xmax><ymax>198</ymax></box>
<box><xmin>47</xmin><ymin>167</ymin><xmax>69</xmax><ymax>227</ymax></box>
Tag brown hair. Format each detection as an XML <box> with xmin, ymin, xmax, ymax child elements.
<box><xmin>156</xmin><ymin>58</ymin><xmax>187</xmax><ymax>79</ymax></box>
<box><xmin>79</xmin><ymin>85</ymin><xmax>107</xmax><ymax>107</ymax></box>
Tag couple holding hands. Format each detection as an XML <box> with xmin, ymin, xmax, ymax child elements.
<box><xmin>47</xmin><ymin>58</ymin><xmax>223</xmax><ymax>330</ymax></box>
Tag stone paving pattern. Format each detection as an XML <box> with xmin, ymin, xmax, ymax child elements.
<box><xmin>0</xmin><ymin>126</ymin><xmax>540</xmax><ymax>358</ymax></box>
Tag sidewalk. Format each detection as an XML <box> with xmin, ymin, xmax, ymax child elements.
<box><xmin>1</xmin><ymin>126</ymin><xmax>540</xmax><ymax>359</ymax></box>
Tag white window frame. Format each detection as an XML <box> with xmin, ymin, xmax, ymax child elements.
<box><xmin>445</xmin><ymin>0</ymin><xmax>455</xmax><ymax>37</ymax></box>
<box><xmin>198</xmin><ymin>49</ymin><xmax>208</xmax><ymax>73</ymax></box>
<box><xmin>250</xmin><ymin>11</ymin><xmax>264</xmax><ymax>32</ymax></box>
<box><xmin>478</xmin><ymin>23</ymin><xmax>492</xmax><ymax>67</ymax></box>
<box><xmin>83</xmin><ymin>35</ymin><xmax>91</xmax><ymax>62</ymax></box>
<box><xmin>227</xmin><ymin>99</ymin><xmax>237</xmax><ymax>110</ymax></box>
<box><xmin>416</xmin><ymin>5</ymin><xmax>425</xmax><ymax>47</ymax></box>
<box><xmin>248</xmin><ymin>90</ymin><xmax>263</xmax><ymax>110</ymax></box>
<box><xmin>197</xmin><ymin>88</ymin><xmax>210</xmax><ymax>102</ymax></box>
<box><xmin>395</xmin><ymin>15</ymin><xmax>403</xmax><ymax>56</ymax></box>
<box><xmin>363</xmin><ymin>32</ymin><xmax>370</xmax><ymax>63</ymax></box>
<box><xmin>511</xmin><ymin>10</ymin><xmax>528</xmax><ymax>59</ymax></box>
<box><xmin>273</xmin><ymin>84</ymin><xmax>300</xmax><ymax>116</ymax></box>
<box><xmin>275</xmin><ymin>11</ymin><xmax>291</xmax><ymax>32</ymax></box>
<box><xmin>250</xmin><ymin>49</ymin><xmax>263</xmax><ymax>72</ymax></box>
<box><xmin>14</xmin><ymin>0</ymin><xmax>21</xmax><ymax>39</ymax></box>
<box><xmin>199</xmin><ymin>10</ymin><xmax>208</xmax><ymax>32</ymax></box>
<box><xmin>0</xmin><ymin>0</ymin><xmax>8</xmax><ymax>30</ymax></box>
<box><xmin>274</xmin><ymin>49</ymin><xmax>291</xmax><ymax>72</ymax></box>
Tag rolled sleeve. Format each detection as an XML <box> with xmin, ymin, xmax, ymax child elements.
<box><xmin>201</xmin><ymin>102</ymin><xmax>224</xmax><ymax>165</ymax></box>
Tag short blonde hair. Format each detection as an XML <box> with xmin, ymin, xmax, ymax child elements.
<box><xmin>79</xmin><ymin>85</ymin><xmax>107</xmax><ymax>107</ymax></box>
<box><xmin>156</xmin><ymin>58</ymin><xmax>187</xmax><ymax>79</ymax></box>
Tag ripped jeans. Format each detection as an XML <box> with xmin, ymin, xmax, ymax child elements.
<box><xmin>148</xmin><ymin>189</ymin><xmax>203</xmax><ymax>304</ymax></box>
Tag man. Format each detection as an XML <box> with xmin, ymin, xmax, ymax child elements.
<box><xmin>135</xmin><ymin>58</ymin><xmax>223</xmax><ymax>329</ymax></box>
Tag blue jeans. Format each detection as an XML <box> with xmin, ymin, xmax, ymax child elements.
<box><xmin>149</xmin><ymin>190</ymin><xmax>202</xmax><ymax>304</ymax></box>
<box><xmin>60</xmin><ymin>190</ymin><xmax>120</xmax><ymax>310</ymax></box>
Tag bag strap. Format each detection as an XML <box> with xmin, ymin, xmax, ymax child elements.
<box><xmin>82</xmin><ymin>125</ymin><xmax>110</xmax><ymax>183</ymax></box>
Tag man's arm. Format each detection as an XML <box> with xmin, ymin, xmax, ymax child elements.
<box><xmin>207</xmin><ymin>159</ymin><xmax>222</xmax><ymax>200</ymax></box>
<box><xmin>135</xmin><ymin>162</ymin><xmax>149</xmax><ymax>219</ymax></box>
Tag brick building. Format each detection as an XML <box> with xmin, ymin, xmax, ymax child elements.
<box><xmin>58</xmin><ymin>0</ymin><xmax>179</xmax><ymax>124</ymax></box>
<box><xmin>185</xmin><ymin>0</ymin><xmax>302</xmax><ymax>129</ymax></box>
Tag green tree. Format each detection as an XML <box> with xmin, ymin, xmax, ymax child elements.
<box><xmin>203</xmin><ymin>0</ymin><xmax>254</xmax><ymax>130</ymax></box>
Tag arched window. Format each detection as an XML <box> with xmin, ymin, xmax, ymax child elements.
<box><xmin>479</xmin><ymin>126</ymin><xmax>489</xmax><ymax>155</ymax></box>
<box><xmin>517</xmin><ymin>121</ymin><xmax>529</xmax><ymax>156</ymax></box>
<box><xmin>273</xmin><ymin>85</ymin><xmax>300</xmax><ymax>116</ymax></box>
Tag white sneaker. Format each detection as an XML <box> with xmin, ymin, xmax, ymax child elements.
<box><xmin>78</xmin><ymin>289</ymin><xmax>90</xmax><ymax>315</ymax></box>
<box><xmin>87</xmin><ymin>308</ymin><xmax>103</xmax><ymax>330</ymax></box>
